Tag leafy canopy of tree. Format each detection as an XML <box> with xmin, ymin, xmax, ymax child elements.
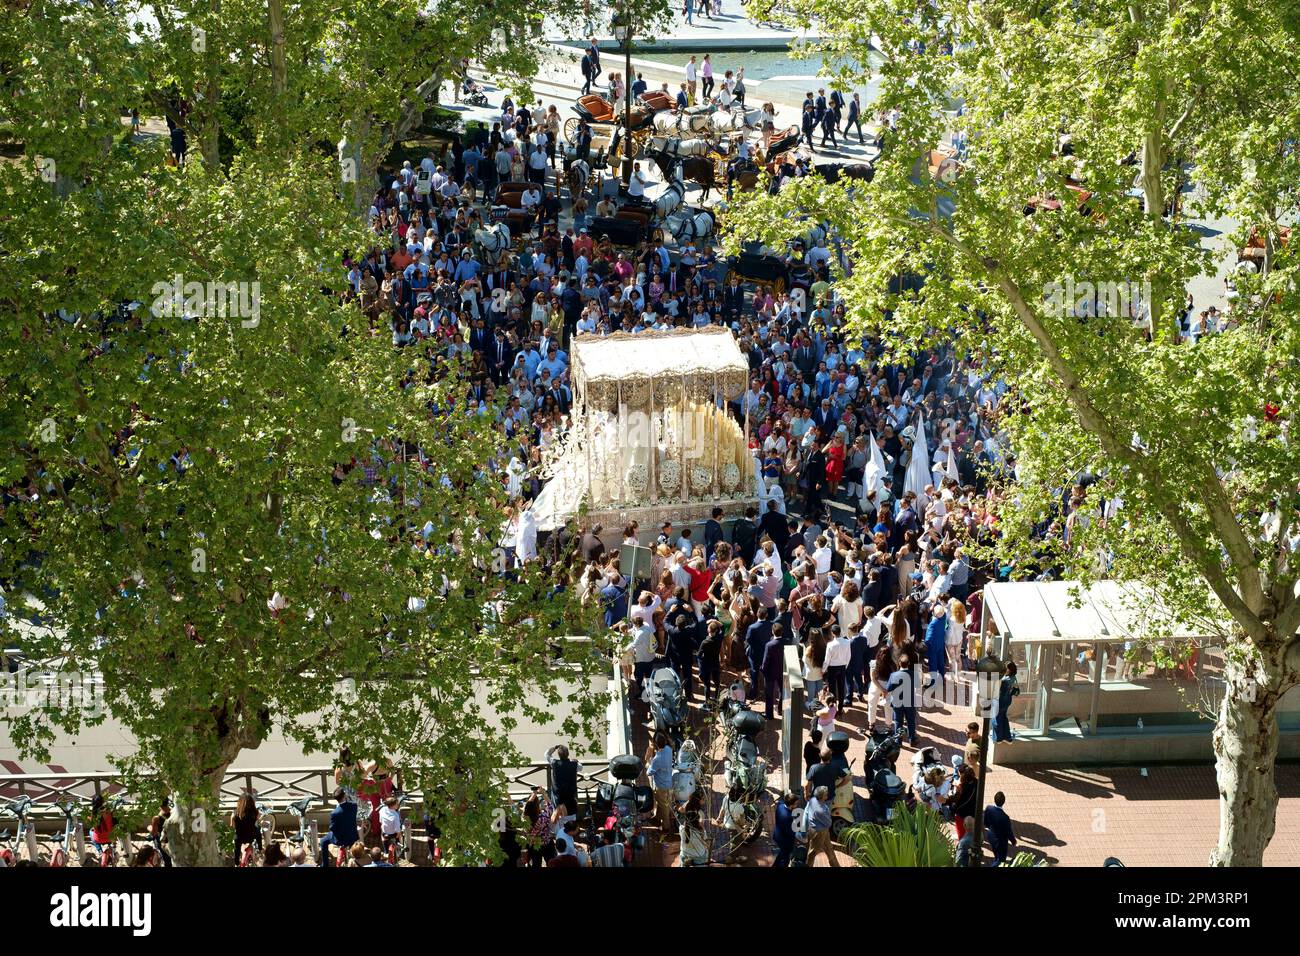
<box><xmin>0</xmin><ymin>0</ymin><xmax>608</xmax><ymax>865</ymax></box>
<box><xmin>732</xmin><ymin>0</ymin><xmax>1299</xmax><ymax>865</ymax></box>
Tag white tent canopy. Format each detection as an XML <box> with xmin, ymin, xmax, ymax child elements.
<box><xmin>983</xmin><ymin>580</ymin><xmax>1229</xmax><ymax>647</ymax></box>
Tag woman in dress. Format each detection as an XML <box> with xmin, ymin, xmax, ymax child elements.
<box><xmin>823</xmin><ymin>431</ymin><xmax>846</xmax><ymax>496</ymax></box>
<box><xmin>831</xmin><ymin>579</ymin><xmax>864</xmax><ymax>638</ymax></box>
<box><xmin>947</xmin><ymin>597</ymin><xmax>968</xmax><ymax>675</ymax></box>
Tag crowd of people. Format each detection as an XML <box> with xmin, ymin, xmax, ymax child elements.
<box><xmin>326</xmin><ymin>42</ymin><xmax>1053</xmax><ymax>864</ymax></box>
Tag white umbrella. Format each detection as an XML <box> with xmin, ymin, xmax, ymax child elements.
<box><xmin>859</xmin><ymin>432</ymin><xmax>887</xmax><ymax>510</ymax></box>
<box><xmin>904</xmin><ymin>413</ymin><xmax>930</xmax><ymax>512</ymax></box>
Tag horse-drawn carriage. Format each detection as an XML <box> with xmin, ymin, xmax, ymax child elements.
<box><xmin>563</xmin><ymin>94</ymin><xmax>656</xmax><ymax>165</ymax></box>
<box><xmin>724</xmin><ymin>241</ymin><xmax>812</xmax><ymax>296</ymax></box>
<box><xmin>489</xmin><ymin>181</ymin><xmax>536</xmax><ymax>237</ymax></box>
<box><xmin>758</xmin><ymin>125</ymin><xmax>802</xmax><ymax>174</ymax></box>
<box><xmin>588</xmin><ymin>201</ymin><xmax>664</xmax><ymax>248</ymax></box>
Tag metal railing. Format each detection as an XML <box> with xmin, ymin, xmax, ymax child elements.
<box><xmin>1</xmin><ymin>658</ymin><xmax>636</xmax><ymax>830</ymax></box>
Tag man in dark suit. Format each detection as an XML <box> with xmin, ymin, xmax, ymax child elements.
<box><xmin>580</xmin><ymin>524</ymin><xmax>605</xmax><ymax>563</ymax></box>
<box><xmin>758</xmin><ymin>500</ymin><xmax>789</xmax><ymax>555</ymax></box>
<box><xmin>731</xmin><ymin>505</ymin><xmax>759</xmax><ymax>564</ymax></box>
<box><xmin>489</xmin><ymin>327</ymin><xmax>514</xmax><ymax>385</ymax></box>
<box><xmin>792</xmin><ymin>338</ymin><xmax>817</xmax><ymax>379</ymax></box>
<box><xmin>811</xmin><ymin>399</ymin><xmax>836</xmax><ymax>435</ymax></box>
<box><xmin>723</xmin><ymin>276</ymin><xmax>746</xmax><ymax>317</ymax></box>
<box><xmin>704</xmin><ymin>506</ymin><xmax>725</xmax><ymax>558</ymax></box>
<box><xmin>984</xmin><ymin>792</ymin><xmax>1018</xmax><ymax>865</ymax></box>
<box><xmin>745</xmin><ymin>607</ymin><xmax>773</xmax><ymax>698</ymax></box>
<box><xmin>468</xmin><ymin>316</ymin><xmax>492</xmax><ymax>355</ymax></box>
<box><xmin>760</xmin><ymin>624</ymin><xmax>788</xmax><ymax>719</ymax></box>
<box><xmin>802</xmin><ymin>436</ymin><xmax>828</xmax><ymax>520</ymax></box>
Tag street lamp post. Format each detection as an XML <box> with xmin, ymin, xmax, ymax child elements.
<box><xmin>612</xmin><ymin>12</ymin><xmax>634</xmax><ymax>186</ymax></box>
<box><xmin>969</xmin><ymin>652</ymin><xmax>1005</xmax><ymax>867</ymax></box>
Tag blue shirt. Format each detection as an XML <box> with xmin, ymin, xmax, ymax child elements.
<box><xmin>773</xmin><ymin>800</ymin><xmax>795</xmax><ymax>848</ymax></box>
<box><xmin>648</xmin><ymin>745</ymin><xmax>674</xmax><ymax>789</ymax></box>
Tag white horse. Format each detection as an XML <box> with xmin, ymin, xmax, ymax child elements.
<box><xmin>685</xmin><ymin>112</ymin><xmax>712</xmax><ymax>134</ymax></box>
<box><xmin>709</xmin><ymin>109</ymin><xmax>745</xmax><ymax>134</ymax></box>
<box><xmin>655</xmin><ymin>180</ymin><xmax>686</xmax><ymax>219</ymax></box>
<box><xmin>474</xmin><ymin>222</ymin><xmax>511</xmax><ymax>257</ymax></box>
<box><xmin>649</xmin><ymin>135</ymin><xmax>714</xmax><ymax>157</ymax></box>
<box><xmin>670</xmin><ymin>208</ymin><xmax>716</xmax><ymax>244</ymax></box>
<box><xmin>653</xmin><ymin>111</ymin><xmax>685</xmax><ymax>134</ymax></box>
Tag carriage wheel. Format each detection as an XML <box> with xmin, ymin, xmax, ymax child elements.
<box><xmin>725</xmin><ymin>269</ymin><xmax>740</xmax><ymax>288</ymax></box>
<box><xmin>652</xmin><ymin>226</ymin><xmax>665</xmax><ymax>244</ymax></box>
<box><xmin>631</xmin><ymin>129</ymin><xmax>649</xmax><ymax>158</ymax></box>
<box><xmin>773</xmin><ymin>277</ymin><xmax>786</xmax><ymax>296</ymax></box>
<box><xmin>563</xmin><ymin>118</ymin><xmax>579</xmax><ymax>144</ymax></box>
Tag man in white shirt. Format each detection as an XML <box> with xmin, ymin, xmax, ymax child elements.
<box><xmin>379</xmin><ymin>797</ymin><xmax>403</xmax><ymax>856</ymax></box>
<box><xmin>811</xmin><ymin>535</ymin><xmax>833</xmax><ymax>588</ymax></box>
<box><xmin>629</xmin><ymin>617</ymin><xmax>658</xmax><ymax>694</ymax></box>
<box><xmin>628</xmin><ymin>162</ymin><xmax>648</xmax><ymax>199</ymax></box>
<box><xmin>528</xmin><ymin>142</ymin><xmax>549</xmax><ymax>184</ymax></box>
<box><xmin>521</xmin><ymin>184</ymin><xmax>541</xmax><ymax>213</ymax></box>
<box><xmin>824</xmin><ymin>628</ymin><xmax>853</xmax><ymax>709</ymax></box>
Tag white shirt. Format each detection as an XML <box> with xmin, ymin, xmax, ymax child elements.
<box><xmin>824</xmin><ymin>636</ymin><xmax>852</xmax><ymax>668</ymax></box>
<box><xmin>861</xmin><ymin>615</ymin><xmax>885</xmax><ymax>649</ymax></box>
<box><xmin>812</xmin><ymin>545</ymin><xmax>833</xmax><ymax>576</ymax></box>
<box><xmin>630</xmin><ymin>622</ymin><xmax>657</xmax><ymax>663</ymax></box>
<box><xmin>833</xmin><ymin>596</ymin><xmax>863</xmax><ymax>636</ymax></box>
<box><xmin>379</xmin><ymin>804</ymin><xmax>402</xmax><ymax>837</ymax></box>
<box><xmin>685</xmin><ymin>61</ymin><xmax>697</xmax><ymax>82</ymax></box>
<box><xmin>628</xmin><ymin>170</ymin><xmax>647</xmax><ymax>198</ymax></box>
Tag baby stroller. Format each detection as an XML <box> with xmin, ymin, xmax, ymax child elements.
<box><xmin>650</xmin><ymin>666</ymin><xmax>688</xmax><ymax>748</ymax></box>
<box><xmin>910</xmin><ymin>748</ymin><xmax>955</xmax><ymax>818</ymax></box>
<box><xmin>461</xmin><ymin>78</ymin><xmax>488</xmax><ymax>107</ymax></box>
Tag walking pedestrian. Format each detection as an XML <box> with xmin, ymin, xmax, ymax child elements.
<box><xmin>843</xmin><ymin>92</ymin><xmax>865</xmax><ymax>143</ymax></box>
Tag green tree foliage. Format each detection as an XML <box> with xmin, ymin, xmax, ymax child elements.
<box><xmin>733</xmin><ymin>0</ymin><xmax>1299</xmax><ymax>864</ymax></box>
<box><xmin>0</xmin><ymin>1</ymin><xmax>608</xmax><ymax>865</ymax></box>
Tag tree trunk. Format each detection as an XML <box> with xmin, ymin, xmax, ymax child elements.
<box><xmin>199</xmin><ymin>0</ymin><xmax>223</xmax><ymax>170</ymax></box>
<box><xmin>1209</xmin><ymin>642</ymin><xmax>1287</xmax><ymax>866</ymax></box>
<box><xmin>164</xmin><ymin>762</ymin><xmax>230</xmax><ymax>867</ymax></box>
<box><xmin>268</xmin><ymin>0</ymin><xmax>287</xmax><ymax>97</ymax></box>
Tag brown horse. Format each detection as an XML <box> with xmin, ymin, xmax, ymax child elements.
<box><xmin>650</xmin><ymin>150</ymin><xmax>719</xmax><ymax>201</ymax></box>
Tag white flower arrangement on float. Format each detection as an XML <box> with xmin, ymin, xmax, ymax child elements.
<box><xmin>659</xmin><ymin>459</ymin><xmax>682</xmax><ymax>496</ymax></box>
<box><xmin>690</xmin><ymin>464</ymin><xmax>713</xmax><ymax>495</ymax></box>
<box><xmin>722</xmin><ymin>462</ymin><xmax>741</xmax><ymax>494</ymax></box>
<box><xmin>625</xmin><ymin>462</ymin><xmax>649</xmax><ymax>499</ymax></box>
